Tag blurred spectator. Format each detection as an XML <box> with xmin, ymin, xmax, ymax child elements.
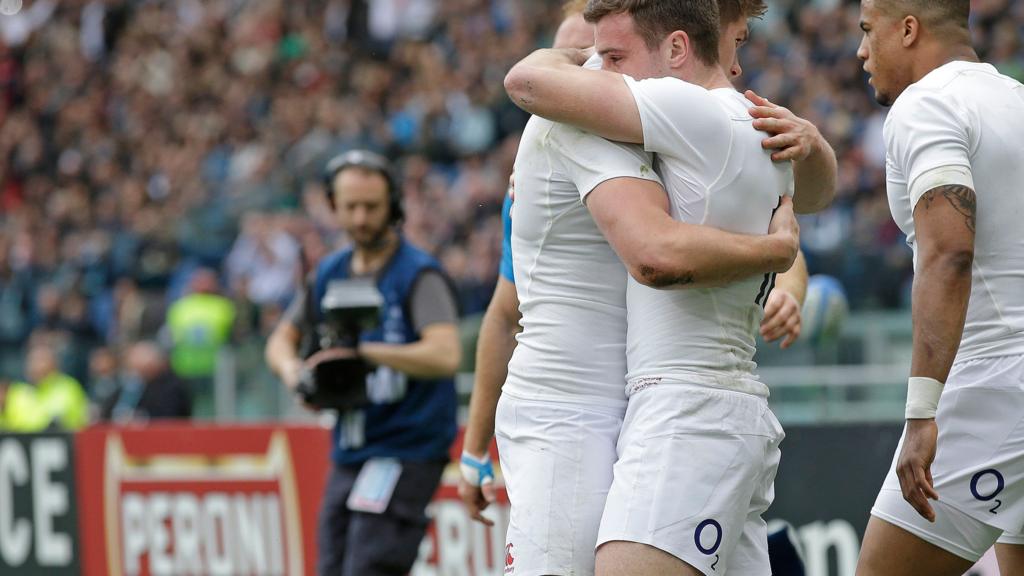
<box><xmin>0</xmin><ymin>342</ymin><xmax>88</xmax><ymax>432</ymax></box>
<box><xmin>98</xmin><ymin>342</ymin><xmax>191</xmax><ymax>422</ymax></box>
<box><xmin>88</xmin><ymin>346</ymin><xmax>120</xmax><ymax>404</ymax></box>
<box><xmin>226</xmin><ymin>213</ymin><xmax>301</xmax><ymax>308</ymax></box>
<box><xmin>165</xmin><ymin>268</ymin><xmax>236</xmax><ymax>388</ymax></box>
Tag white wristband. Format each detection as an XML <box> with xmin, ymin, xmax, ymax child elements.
<box><xmin>906</xmin><ymin>376</ymin><xmax>944</xmax><ymax>419</ymax></box>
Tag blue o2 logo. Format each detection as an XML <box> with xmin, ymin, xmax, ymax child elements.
<box><xmin>971</xmin><ymin>469</ymin><xmax>1005</xmax><ymax>514</ymax></box>
<box><xmin>695</xmin><ymin>519</ymin><xmax>723</xmax><ymax>554</ymax></box>
<box><xmin>695</xmin><ymin>519</ymin><xmax>723</xmax><ymax>571</ymax></box>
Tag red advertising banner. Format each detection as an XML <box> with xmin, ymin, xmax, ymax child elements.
<box><xmin>74</xmin><ymin>424</ymin><xmax>331</xmax><ymax>576</ymax></box>
<box><xmin>67</xmin><ymin>423</ymin><xmax>1001</xmax><ymax>576</ymax></box>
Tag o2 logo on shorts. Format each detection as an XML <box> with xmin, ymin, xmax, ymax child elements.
<box><xmin>695</xmin><ymin>519</ymin><xmax>723</xmax><ymax>571</ymax></box>
<box><xmin>971</xmin><ymin>469</ymin><xmax>1005</xmax><ymax>514</ymax></box>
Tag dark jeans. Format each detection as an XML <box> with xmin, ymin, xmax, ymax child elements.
<box><xmin>317</xmin><ymin>458</ymin><xmax>446</xmax><ymax>576</ymax></box>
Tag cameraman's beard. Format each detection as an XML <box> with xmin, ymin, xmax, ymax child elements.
<box><xmin>355</xmin><ymin>224</ymin><xmax>396</xmax><ymax>254</ymax></box>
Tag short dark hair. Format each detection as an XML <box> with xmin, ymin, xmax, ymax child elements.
<box><xmin>584</xmin><ymin>0</ymin><xmax>720</xmax><ymax>66</ymax></box>
<box><xmin>878</xmin><ymin>0</ymin><xmax>970</xmax><ymax>31</ymax></box>
<box><xmin>718</xmin><ymin>0</ymin><xmax>767</xmax><ymax>24</ymax></box>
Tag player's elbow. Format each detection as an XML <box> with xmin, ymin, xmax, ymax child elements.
<box><xmin>937</xmin><ymin>248</ymin><xmax>974</xmax><ymax>278</ymax></box>
<box><xmin>921</xmin><ymin>245</ymin><xmax>974</xmax><ymax>279</ymax></box>
<box><xmin>504</xmin><ymin>65</ymin><xmax>538</xmax><ymax>112</ymax></box>
<box><xmin>629</xmin><ymin>254</ymin><xmax>696</xmax><ymax>289</ymax></box>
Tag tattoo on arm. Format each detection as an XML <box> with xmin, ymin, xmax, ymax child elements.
<box><xmin>920</xmin><ymin>185</ymin><xmax>976</xmax><ymax>233</ymax></box>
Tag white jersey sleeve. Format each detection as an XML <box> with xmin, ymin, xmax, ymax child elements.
<box><xmin>622</xmin><ymin>75</ymin><xmax>730</xmax><ymax>161</ymax></box>
<box><xmin>544</xmin><ymin>123</ymin><xmax>661</xmax><ymax>203</ymax></box>
<box><xmin>885</xmin><ymin>90</ymin><xmax>975</xmax><ymax>208</ymax></box>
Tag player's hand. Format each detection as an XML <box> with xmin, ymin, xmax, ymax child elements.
<box><xmin>761</xmin><ymin>290</ymin><xmax>802</xmax><ymax>349</ymax></box>
<box><xmin>896</xmin><ymin>418</ymin><xmax>940</xmax><ymax>522</ymax></box>
<box><xmin>458</xmin><ymin>451</ymin><xmax>497</xmax><ymax>526</ymax></box>
<box><xmin>746</xmin><ymin>90</ymin><xmax>824</xmax><ymax>163</ymax></box>
<box><xmin>767</xmin><ymin>197</ymin><xmax>800</xmax><ymax>272</ymax></box>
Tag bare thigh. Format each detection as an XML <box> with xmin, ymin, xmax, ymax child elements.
<box><xmin>596</xmin><ymin>541</ymin><xmax>705</xmax><ymax>576</ymax></box>
<box><xmin>856</xmin><ymin>516</ymin><xmax>973</xmax><ymax>576</ymax></box>
<box><xmin>995</xmin><ymin>543</ymin><xmax>1024</xmax><ymax>574</ymax></box>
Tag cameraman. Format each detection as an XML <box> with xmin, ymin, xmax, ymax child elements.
<box><xmin>266</xmin><ymin>150</ymin><xmax>460</xmax><ymax>576</ymax></box>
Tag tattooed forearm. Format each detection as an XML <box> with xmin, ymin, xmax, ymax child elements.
<box><xmin>920</xmin><ymin>185</ymin><xmax>976</xmax><ymax>233</ymax></box>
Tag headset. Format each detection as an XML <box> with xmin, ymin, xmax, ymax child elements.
<box><xmin>322</xmin><ymin>149</ymin><xmax>404</xmax><ymax>225</ymax></box>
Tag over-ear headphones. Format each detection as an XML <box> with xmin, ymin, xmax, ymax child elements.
<box><xmin>323</xmin><ymin>150</ymin><xmax>404</xmax><ymax>226</ymax></box>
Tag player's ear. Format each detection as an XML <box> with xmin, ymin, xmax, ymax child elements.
<box><xmin>901</xmin><ymin>15</ymin><xmax>920</xmax><ymax>48</ymax></box>
<box><xmin>665</xmin><ymin>30</ymin><xmax>690</xmax><ymax>68</ymax></box>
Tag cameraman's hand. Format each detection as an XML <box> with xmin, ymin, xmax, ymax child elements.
<box><xmin>280</xmin><ymin>357</ymin><xmax>319</xmax><ymax>412</ymax></box>
<box><xmin>282</xmin><ymin>358</ymin><xmax>304</xmax><ymax>392</ymax></box>
<box><xmin>306</xmin><ymin>347</ymin><xmax>361</xmax><ymax>366</ymax></box>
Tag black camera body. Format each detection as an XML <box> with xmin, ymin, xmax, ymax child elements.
<box><xmin>297</xmin><ymin>279</ymin><xmax>384</xmax><ymax>410</ymax></box>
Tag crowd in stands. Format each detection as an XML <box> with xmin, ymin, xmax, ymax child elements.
<box><xmin>1</xmin><ymin>0</ymin><xmax>1022</xmax><ymax>425</ymax></box>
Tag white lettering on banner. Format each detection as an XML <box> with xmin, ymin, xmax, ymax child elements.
<box><xmin>435</xmin><ymin>501</ymin><xmax>471</xmax><ymax>576</ymax></box>
<box><xmin>234</xmin><ymin>493</ymin><xmax>265</xmax><ymax>572</ymax></box>
<box><xmin>411</xmin><ymin>536</ymin><xmax>438</xmax><ymax>576</ymax></box>
<box><xmin>0</xmin><ymin>440</ymin><xmax>30</xmax><ymax>566</ymax></box>
<box><xmin>146</xmin><ymin>493</ymin><xmax>173</xmax><ymax>574</ymax></box>
<box><xmin>30</xmin><ymin>439</ymin><xmax>71</xmax><ymax>566</ymax></box>
<box><xmin>413</xmin><ymin>500</ymin><xmax>510</xmax><ymax>576</ymax></box>
<box><xmin>799</xmin><ymin>520</ymin><xmax>859</xmax><ymax>576</ymax></box>
<box><xmin>172</xmin><ymin>493</ymin><xmax>202</xmax><ymax>575</ymax></box>
<box><xmin>121</xmin><ymin>493</ymin><xmax>147</xmax><ymax>574</ymax></box>
<box><xmin>120</xmin><ymin>492</ymin><xmax>286</xmax><ymax>576</ymax></box>
<box><xmin>203</xmin><ymin>493</ymin><xmax>233</xmax><ymax>576</ymax></box>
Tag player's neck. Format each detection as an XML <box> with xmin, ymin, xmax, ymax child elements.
<box><xmin>678</xmin><ymin>61</ymin><xmax>732</xmax><ymax>91</ymax></box>
<box><xmin>911</xmin><ymin>39</ymin><xmax>979</xmax><ymax>85</ymax></box>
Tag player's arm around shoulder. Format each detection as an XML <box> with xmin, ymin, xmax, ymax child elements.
<box><xmin>586</xmin><ymin>181</ymin><xmax>800</xmax><ymax>289</ymax></box>
<box><xmin>745</xmin><ymin>90</ymin><xmax>836</xmax><ymax>214</ymax></box>
<box><xmin>504</xmin><ymin>48</ymin><xmax>643</xmax><ymax>144</ymax></box>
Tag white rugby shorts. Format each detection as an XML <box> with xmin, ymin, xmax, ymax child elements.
<box><xmin>871</xmin><ymin>354</ymin><xmax>1024</xmax><ymax>561</ymax></box>
<box><xmin>597</xmin><ymin>381</ymin><xmax>784</xmax><ymax>575</ymax></box>
<box><xmin>494</xmin><ymin>392</ymin><xmax>625</xmax><ymax>576</ymax></box>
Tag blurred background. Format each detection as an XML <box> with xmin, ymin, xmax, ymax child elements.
<box><xmin>1</xmin><ymin>1</ymin><xmax>1022</xmax><ymax>574</ymax></box>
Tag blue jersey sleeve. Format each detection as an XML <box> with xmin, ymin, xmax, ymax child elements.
<box><xmin>499</xmin><ymin>192</ymin><xmax>515</xmax><ymax>283</ymax></box>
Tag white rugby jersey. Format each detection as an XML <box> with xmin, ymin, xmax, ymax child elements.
<box><xmin>885</xmin><ymin>60</ymin><xmax>1024</xmax><ymax>362</ymax></box>
<box><xmin>503</xmin><ymin>114</ymin><xmax>661</xmax><ymax>407</ymax></box>
<box><xmin>622</xmin><ymin>76</ymin><xmax>794</xmax><ymax>396</ymax></box>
